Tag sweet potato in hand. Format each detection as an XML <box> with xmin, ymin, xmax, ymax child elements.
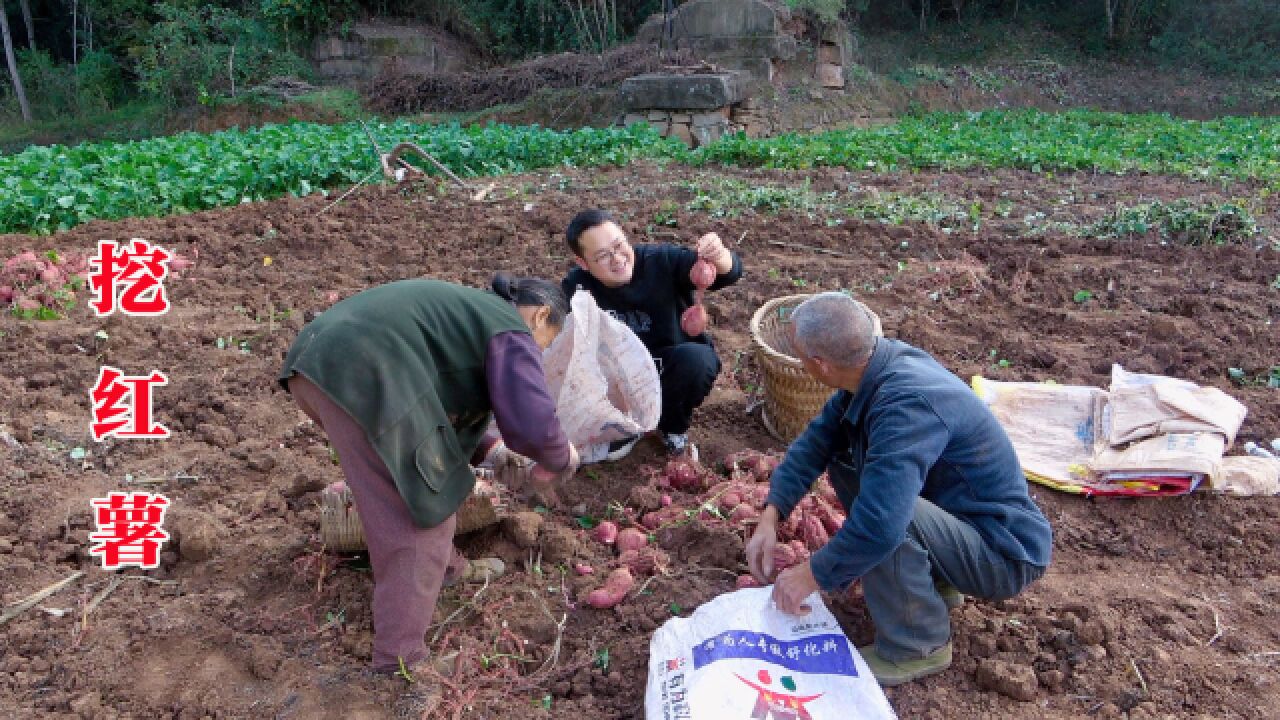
<box><xmin>680</xmin><ymin>304</ymin><xmax>708</xmax><ymax>336</ymax></box>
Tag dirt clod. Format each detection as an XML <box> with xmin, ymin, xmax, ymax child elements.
<box><xmin>626</xmin><ymin>484</ymin><xmax>664</xmax><ymax>513</ymax></box>
<box><xmin>171</xmin><ymin>510</ymin><xmax>223</xmax><ymax>562</ymax></box>
<box><xmin>975</xmin><ymin>658</ymin><xmax>1039</xmax><ymax>701</ymax></box>
<box><xmin>502</xmin><ymin>511</ymin><xmax>543</xmax><ymax>549</ymax></box>
<box><xmin>1077</xmin><ymin>618</ymin><xmax>1108</xmax><ymax>646</ymax></box>
<box><xmin>540</xmin><ymin>523</ymin><xmax>581</xmax><ymax>564</ymax></box>
<box><xmin>969</xmin><ymin>632</ymin><xmax>998</xmax><ymax>658</ymax></box>
<box><xmin>69</xmin><ymin>691</ymin><xmax>101</xmax><ymax>719</ymax></box>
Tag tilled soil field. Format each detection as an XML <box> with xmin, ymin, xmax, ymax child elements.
<box><xmin>2</xmin><ymin>162</ymin><xmax>1278</xmax><ymax>720</ymax></box>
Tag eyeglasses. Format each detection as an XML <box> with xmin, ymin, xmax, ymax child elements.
<box><xmin>591</xmin><ymin>240</ymin><xmax>629</xmax><ymax>265</ymax></box>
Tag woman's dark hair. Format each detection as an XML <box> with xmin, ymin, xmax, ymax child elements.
<box><xmin>491</xmin><ymin>273</ymin><xmax>569</xmax><ymax>326</ymax></box>
<box><xmin>565</xmin><ymin>208</ymin><xmax>614</xmax><ymax>257</ymax></box>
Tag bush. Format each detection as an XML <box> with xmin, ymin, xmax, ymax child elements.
<box><xmin>259</xmin><ymin>0</ymin><xmax>353</xmax><ymax>53</ymax></box>
<box><xmin>1151</xmin><ymin>0</ymin><xmax>1280</xmax><ymax>77</ymax></box>
<box><xmin>1087</xmin><ymin>199</ymin><xmax>1260</xmax><ymax>246</ymax></box>
<box><xmin>135</xmin><ymin>2</ymin><xmax>313</xmax><ymax>108</ymax></box>
<box><xmin>399</xmin><ymin>0</ymin><xmax>661</xmax><ymax>58</ymax></box>
<box><xmin>785</xmin><ymin>0</ymin><xmax>845</xmax><ymax>24</ymax></box>
<box><xmin>0</xmin><ymin>49</ymin><xmax>125</xmax><ymax>120</ymax></box>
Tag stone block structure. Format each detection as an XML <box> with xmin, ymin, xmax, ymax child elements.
<box><xmin>813</xmin><ymin>22</ymin><xmax>852</xmax><ymax>89</ymax></box>
<box><xmin>618</xmin><ymin>71</ymin><xmax>765</xmax><ymax>147</ymax></box>
<box><xmin>635</xmin><ymin>0</ymin><xmax>796</xmax><ymax>83</ymax></box>
<box><xmin>312</xmin><ymin>22</ymin><xmax>473</xmax><ymax>83</ymax></box>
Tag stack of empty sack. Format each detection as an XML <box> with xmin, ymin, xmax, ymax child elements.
<box><xmin>973</xmin><ymin>364</ymin><xmax>1278</xmax><ymax>497</ymax></box>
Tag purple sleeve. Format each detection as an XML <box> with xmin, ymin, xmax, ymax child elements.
<box><xmin>486</xmin><ymin>331</ymin><xmax>572</xmax><ymax>471</ymax></box>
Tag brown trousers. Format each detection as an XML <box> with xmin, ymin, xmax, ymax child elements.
<box><xmin>289</xmin><ymin>375</ymin><xmax>467</xmax><ymax>670</ymax></box>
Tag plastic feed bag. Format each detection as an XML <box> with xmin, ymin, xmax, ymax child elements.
<box><xmin>646</xmin><ymin>587</ymin><xmax>896</xmax><ymax>720</ymax></box>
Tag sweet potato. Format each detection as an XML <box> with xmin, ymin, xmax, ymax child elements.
<box><xmin>615</xmin><ymin>527</ymin><xmax>648</xmax><ymax>554</ymax></box>
<box><xmin>729</xmin><ymin>503</ymin><xmax>760</xmax><ymax>524</ymax></box>
<box><xmin>680</xmin><ymin>303</ymin><xmax>708</xmax><ymax>336</ymax></box>
<box><xmin>800</xmin><ymin>514</ymin><xmax>830</xmax><ymax>552</ymax></box>
<box><xmin>724</xmin><ymin>450</ymin><xmax>780</xmax><ymax>483</ymax></box>
<box><xmin>663</xmin><ymin>458</ymin><xmax>703</xmax><ymax>492</ymax></box>
<box><xmin>720</xmin><ymin>490</ymin><xmax>744</xmax><ymax>510</ymax></box>
<box><xmin>813</xmin><ymin>498</ymin><xmax>845</xmax><ymax>536</ymax></box>
<box><xmin>690</xmin><ymin>258</ymin><xmax>716</xmax><ymax>289</ymax></box>
<box><xmin>4</xmin><ymin>251</ymin><xmax>38</xmax><ymax>271</ymax></box>
<box><xmin>815</xmin><ymin>477</ymin><xmax>840</xmax><ymax>507</ymax></box>
<box><xmin>773</xmin><ymin>543</ymin><xmax>798</xmax><ymax>570</ymax></box>
<box><xmin>585</xmin><ymin>567</ymin><xmax>635</xmax><ymax>609</ymax></box>
<box><xmin>618</xmin><ymin>547</ymin><xmax>669</xmax><ymax>576</ymax></box>
<box><xmin>780</xmin><ymin>515</ymin><xmax>800</xmax><ymax>541</ymax></box>
<box><xmin>591</xmin><ymin>520</ymin><xmax>619</xmax><ymax>545</ymax></box>
<box><xmin>39</xmin><ymin>265</ymin><xmax>63</xmax><ymax>285</ymax></box>
<box><xmin>640</xmin><ymin>504</ymin><xmax>687</xmax><ymax>530</ymax></box>
<box><xmin>574</xmin><ymin>563</ymin><xmax>595</xmax><ymax>576</ymax></box>
<box><xmin>736</xmin><ymin>574</ymin><xmax>765</xmax><ymax>589</ymax></box>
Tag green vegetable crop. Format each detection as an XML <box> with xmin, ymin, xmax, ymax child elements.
<box><xmin>3</xmin><ymin>109</ymin><xmax>1277</xmax><ymax>236</ymax></box>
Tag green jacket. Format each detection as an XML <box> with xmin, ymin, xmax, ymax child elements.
<box><xmin>279</xmin><ymin>279</ymin><xmax>528</xmax><ymax>528</ymax></box>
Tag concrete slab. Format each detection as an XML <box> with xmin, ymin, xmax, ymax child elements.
<box><xmin>618</xmin><ymin>72</ymin><xmax>749</xmax><ymax>110</ymax></box>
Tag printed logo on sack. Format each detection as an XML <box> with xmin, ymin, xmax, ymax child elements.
<box><xmin>691</xmin><ymin>630</ymin><xmax>858</xmax><ymax>676</ymax></box>
<box><xmin>736</xmin><ymin>669</ymin><xmax>822</xmax><ymax>720</ymax></box>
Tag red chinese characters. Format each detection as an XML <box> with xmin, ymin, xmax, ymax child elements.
<box><xmin>90</xmin><ymin>366</ymin><xmax>171</xmax><ymax>440</ymax></box>
<box><xmin>88</xmin><ymin>238</ymin><xmax>172</xmax><ymax>316</ymax></box>
<box><xmin>88</xmin><ymin>492</ymin><xmax>171</xmax><ymax>569</ymax></box>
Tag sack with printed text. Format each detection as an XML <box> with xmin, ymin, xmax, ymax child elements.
<box><xmin>646</xmin><ymin>587</ymin><xmax>896</xmax><ymax>720</ymax></box>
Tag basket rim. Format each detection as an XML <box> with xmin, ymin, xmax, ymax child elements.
<box><xmin>750</xmin><ymin>293</ymin><xmax>884</xmax><ymax>369</ymax></box>
<box><xmin>749</xmin><ymin>293</ymin><xmax>815</xmax><ymax>370</ymax></box>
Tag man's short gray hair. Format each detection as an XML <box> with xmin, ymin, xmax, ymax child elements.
<box><xmin>790</xmin><ymin>292</ymin><xmax>876</xmax><ymax>367</ymax></box>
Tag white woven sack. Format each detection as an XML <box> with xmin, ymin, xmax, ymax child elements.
<box><xmin>543</xmin><ymin>289</ymin><xmax>661</xmax><ymax>464</ymax></box>
<box><xmin>646</xmin><ymin>587</ymin><xmax>897</xmax><ymax>720</ymax></box>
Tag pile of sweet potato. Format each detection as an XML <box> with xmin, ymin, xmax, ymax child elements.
<box><xmin>1</xmin><ymin>250</ymin><xmax>90</xmax><ymax>314</ymax></box>
<box><xmin>578</xmin><ymin>449</ymin><xmax>848</xmax><ymax>607</ymax></box>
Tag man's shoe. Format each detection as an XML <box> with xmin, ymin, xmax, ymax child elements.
<box><xmin>857</xmin><ymin>643</ymin><xmax>952</xmax><ymax>687</ymax></box>
<box><xmin>936</xmin><ymin>581</ymin><xmax>965</xmax><ymax>610</ymax></box>
<box><xmin>604</xmin><ymin>434</ymin><xmax>641</xmax><ymax>462</ymax></box>
<box><xmin>663</xmin><ymin>433</ymin><xmax>699</xmax><ymax>463</ymax></box>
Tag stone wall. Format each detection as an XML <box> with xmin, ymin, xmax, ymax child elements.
<box><xmin>617</xmin><ymin>71</ymin><xmax>764</xmax><ymax>147</ymax></box>
<box><xmin>813</xmin><ymin>23</ymin><xmax>852</xmax><ymax>89</ymax></box>
<box><xmin>312</xmin><ymin>23</ymin><xmax>473</xmax><ymax>83</ymax></box>
<box><xmin>621</xmin><ymin>101</ymin><xmax>769</xmax><ymax>147</ymax></box>
<box><xmin>634</xmin><ymin>0</ymin><xmax>854</xmax><ymax>91</ymax></box>
<box><xmin>634</xmin><ymin>0</ymin><xmax>796</xmax><ymax>83</ymax></box>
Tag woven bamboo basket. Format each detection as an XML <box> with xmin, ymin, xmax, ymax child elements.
<box><xmin>749</xmin><ymin>293</ymin><xmax>883</xmax><ymax>443</ymax></box>
<box><xmin>320</xmin><ymin>468</ymin><xmax>505</xmax><ymax>553</ymax></box>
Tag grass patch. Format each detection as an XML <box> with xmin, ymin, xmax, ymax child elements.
<box><xmin>0</xmin><ymin>100</ymin><xmax>168</xmax><ymax>154</ymax></box>
<box><xmin>682</xmin><ymin>177</ymin><xmax>972</xmax><ymax>231</ymax></box>
<box><xmin>684</xmin><ymin>178</ymin><xmax>833</xmax><ymax>218</ymax></box>
<box><xmin>1085</xmin><ymin>199</ymin><xmax>1260</xmax><ymax>245</ymax></box>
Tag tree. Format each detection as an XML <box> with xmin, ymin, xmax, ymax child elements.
<box><xmin>18</xmin><ymin>0</ymin><xmax>35</xmax><ymax>49</ymax></box>
<box><xmin>1102</xmin><ymin>0</ymin><xmax>1118</xmax><ymax>38</ymax></box>
<box><xmin>1</xmin><ymin>4</ymin><xmax>32</xmax><ymax>121</ymax></box>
